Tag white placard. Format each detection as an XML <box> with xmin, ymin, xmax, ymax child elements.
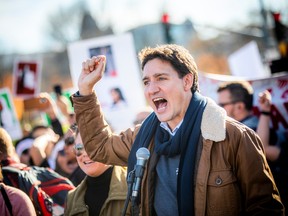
<box><xmin>228</xmin><ymin>41</ymin><xmax>269</xmax><ymax>79</ymax></box>
<box><xmin>68</xmin><ymin>33</ymin><xmax>146</xmax><ymax>132</ymax></box>
<box><xmin>0</xmin><ymin>88</ymin><xmax>23</xmax><ymax>140</ymax></box>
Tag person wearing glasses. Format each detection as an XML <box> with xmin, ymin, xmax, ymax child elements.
<box><xmin>218</xmin><ymin>81</ymin><xmax>288</xmax><ymax>214</ymax></box>
<box><xmin>217</xmin><ymin>80</ymin><xmax>259</xmax><ymax>131</ymax></box>
<box><xmin>58</xmin><ymin>131</ymin><xmax>86</xmax><ymax>187</ymax></box>
<box><xmin>64</xmin><ymin>126</ymin><xmax>129</xmax><ymax>216</ymax></box>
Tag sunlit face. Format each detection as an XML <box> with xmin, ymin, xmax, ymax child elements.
<box><xmin>74</xmin><ymin>134</ymin><xmax>111</xmax><ymax>177</ymax></box>
<box><xmin>142</xmin><ymin>58</ymin><xmax>193</xmax><ymax>130</ymax></box>
<box><xmin>217</xmin><ymin>90</ymin><xmax>237</xmax><ymax>118</ymax></box>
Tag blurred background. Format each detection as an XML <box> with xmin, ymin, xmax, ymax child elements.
<box><xmin>0</xmin><ymin>1</ymin><xmax>287</xmax><ymax>211</ymax></box>
<box><xmin>0</xmin><ymin>0</ymin><xmax>287</xmax><ymax>91</ymax></box>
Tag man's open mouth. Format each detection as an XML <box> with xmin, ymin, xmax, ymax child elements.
<box><xmin>153</xmin><ymin>97</ymin><xmax>167</xmax><ymax>111</ymax></box>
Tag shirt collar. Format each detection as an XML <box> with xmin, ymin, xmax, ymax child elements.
<box><xmin>160</xmin><ymin>120</ymin><xmax>183</xmax><ymax>136</ymax></box>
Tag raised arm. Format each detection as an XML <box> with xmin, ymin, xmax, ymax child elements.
<box><xmin>72</xmin><ymin>55</ymin><xmax>134</xmax><ymax>166</ymax></box>
<box><xmin>257</xmin><ymin>90</ymin><xmax>280</xmax><ymax>161</ymax></box>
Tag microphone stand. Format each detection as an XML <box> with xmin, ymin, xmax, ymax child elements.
<box><xmin>131</xmin><ymin>194</ymin><xmax>140</xmax><ymax>216</ymax></box>
<box><xmin>122</xmin><ymin>147</ymin><xmax>150</xmax><ymax>216</ymax></box>
<box><xmin>131</xmin><ymin>197</ymin><xmax>140</xmax><ymax>216</ymax></box>
<box><xmin>121</xmin><ymin>165</ymin><xmax>142</xmax><ymax>216</ymax></box>
<box><xmin>121</xmin><ymin>169</ymin><xmax>135</xmax><ymax>216</ymax></box>
<box><xmin>131</xmin><ymin>163</ymin><xmax>146</xmax><ymax>216</ymax></box>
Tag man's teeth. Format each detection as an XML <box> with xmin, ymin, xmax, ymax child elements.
<box><xmin>153</xmin><ymin>98</ymin><xmax>164</xmax><ymax>102</ymax></box>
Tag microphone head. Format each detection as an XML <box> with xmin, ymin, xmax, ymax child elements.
<box><xmin>135</xmin><ymin>147</ymin><xmax>150</xmax><ymax>169</ymax></box>
<box><xmin>136</xmin><ymin>147</ymin><xmax>150</xmax><ymax>160</ymax></box>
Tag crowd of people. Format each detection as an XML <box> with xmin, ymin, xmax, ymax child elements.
<box><xmin>0</xmin><ymin>43</ymin><xmax>287</xmax><ymax>215</ymax></box>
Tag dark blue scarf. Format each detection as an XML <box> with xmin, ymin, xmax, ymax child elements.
<box><xmin>128</xmin><ymin>92</ymin><xmax>207</xmax><ymax>216</ymax></box>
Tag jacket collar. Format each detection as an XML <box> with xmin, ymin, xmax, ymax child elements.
<box><xmin>201</xmin><ymin>97</ymin><xmax>226</xmax><ymax>142</ymax></box>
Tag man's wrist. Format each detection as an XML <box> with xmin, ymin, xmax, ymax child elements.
<box><xmin>73</xmin><ymin>90</ymin><xmax>93</xmax><ymax>97</ymax></box>
<box><xmin>260</xmin><ymin>111</ymin><xmax>271</xmax><ymax>116</ymax></box>
<box><xmin>76</xmin><ymin>85</ymin><xmax>93</xmax><ymax>96</ymax></box>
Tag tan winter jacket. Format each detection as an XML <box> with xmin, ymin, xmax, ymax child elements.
<box><xmin>64</xmin><ymin>166</ymin><xmax>130</xmax><ymax>216</ymax></box>
<box><xmin>72</xmin><ymin>92</ymin><xmax>284</xmax><ymax>216</ymax></box>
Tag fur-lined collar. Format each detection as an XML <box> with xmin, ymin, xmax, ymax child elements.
<box><xmin>201</xmin><ymin>97</ymin><xmax>226</xmax><ymax>142</ymax></box>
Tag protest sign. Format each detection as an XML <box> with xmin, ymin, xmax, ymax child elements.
<box><xmin>12</xmin><ymin>58</ymin><xmax>42</xmax><ymax>99</ymax></box>
<box><xmin>199</xmin><ymin>72</ymin><xmax>288</xmax><ymax>133</ymax></box>
<box><xmin>68</xmin><ymin>33</ymin><xmax>146</xmax><ymax>132</ymax></box>
<box><xmin>0</xmin><ymin>88</ymin><xmax>23</xmax><ymax>140</ymax></box>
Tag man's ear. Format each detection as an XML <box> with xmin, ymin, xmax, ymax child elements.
<box><xmin>183</xmin><ymin>74</ymin><xmax>193</xmax><ymax>91</ymax></box>
<box><xmin>237</xmin><ymin>102</ymin><xmax>245</xmax><ymax>110</ymax></box>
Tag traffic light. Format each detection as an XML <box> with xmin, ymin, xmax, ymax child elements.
<box><xmin>271</xmin><ymin>12</ymin><xmax>288</xmax><ymax>58</ymax></box>
<box><xmin>270</xmin><ymin>12</ymin><xmax>288</xmax><ymax>73</ymax></box>
<box><xmin>161</xmin><ymin>12</ymin><xmax>173</xmax><ymax>43</ymax></box>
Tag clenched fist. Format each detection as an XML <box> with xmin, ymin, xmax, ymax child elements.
<box><xmin>78</xmin><ymin>55</ymin><xmax>106</xmax><ymax>96</ymax></box>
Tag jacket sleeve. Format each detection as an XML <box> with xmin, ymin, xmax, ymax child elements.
<box><xmin>232</xmin><ymin>123</ymin><xmax>284</xmax><ymax>215</ymax></box>
<box><xmin>71</xmin><ymin>92</ymin><xmax>139</xmax><ymax>166</ymax></box>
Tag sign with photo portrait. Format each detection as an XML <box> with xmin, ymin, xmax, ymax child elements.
<box><xmin>12</xmin><ymin>58</ymin><xmax>42</xmax><ymax>98</ymax></box>
<box><xmin>68</xmin><ymin>33</ymin><xmax>146</xmax><ymax>132</ymax></box>
<box><xmin>89</xmin><ymin>45</ymin><xmax>118</xmax><ymax>77</ymax></box>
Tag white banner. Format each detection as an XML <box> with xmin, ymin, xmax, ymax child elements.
<box><xmin>199</xmin><ymin>72</ymin><xmax>288</xmax><ymax>133</ymax></box>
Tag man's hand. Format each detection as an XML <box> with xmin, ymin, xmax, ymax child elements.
<box><xmin>258</xmin><ymin>90</ymin><xmax>272</xmax><ymax>112</ymax></box>
<box><xmin>78</xmin><ymin>55</ymin><xmax>106</xmax><ymax>96</ymax></box>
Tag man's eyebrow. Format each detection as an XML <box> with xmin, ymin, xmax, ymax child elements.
<box><xmin>142</xmin><ymin>73</ymin><xmax>168</xmax><ymax>81</ymax></box>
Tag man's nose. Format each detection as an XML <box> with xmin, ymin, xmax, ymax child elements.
<box><xmin>147</xmin><ymin>82</ymin><xmax>160</xmax><ymax>95</ymax></box>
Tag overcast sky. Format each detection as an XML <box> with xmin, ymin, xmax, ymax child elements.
<box><xmin>0</xmin><ymin>0</ymin><xmax>287</xmax><ymax>54</ymax></box>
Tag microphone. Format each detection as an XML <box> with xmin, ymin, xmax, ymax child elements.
<box><xmin>131</xmin><ymin>147</ymin><xmax>150</xmax><ymax>199</ymax></box>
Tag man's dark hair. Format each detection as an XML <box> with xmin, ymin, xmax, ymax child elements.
<box><xmin>217</xmin><ymin>81</ymin><xmax>254</xmax><ymax>110</ymax></box>
<box><xmin>138</xmin><ymin>44</ymin><xmax>199</xmax><ymax>93</ymax></box>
